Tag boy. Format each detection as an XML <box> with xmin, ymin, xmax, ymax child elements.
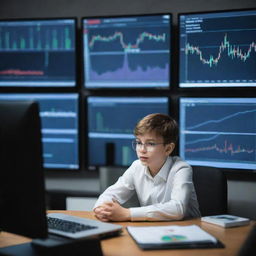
<box><xmin>93</xmin><ymin>113</ymin><xmax>200</xmax><ymax>221</ymax></box>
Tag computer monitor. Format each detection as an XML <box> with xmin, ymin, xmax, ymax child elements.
<box><xmin>87</xmin><ymin>96</ymin><xmax>169</xmax><ymax>168</ymax></box>
<box><xmin>0</xmin><ymin>101</ymin><xmax>47</xmax><ymax>238</ymax></box>
<box><xmin>0</xmin><ymin>102</ymin><xmax>103</xmax><ymax>254</ymax></box>
<box><xmin>0</xmin><ymin>18</ymin><xmax>76</xmax><ymax>87</ymax></box>
<box><xmin>83</xmin><ymin>14</ymin><xmax>171</xmax><ymax>89</ymax></box>
<box><xmin>179</xmin><ymin>98</ymin><xmax>256</xmax><ymax>171</ymax></box>
<box><xmin>0</xmin><ymin>93</ymin><xmax>79</xmax><ymax>170</ymax></box>
<box><xmin>179</xmin><ymin>9</ymin><xmax>256</xmax><ymax>88</ymax></box>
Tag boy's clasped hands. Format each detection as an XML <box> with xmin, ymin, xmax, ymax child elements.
<box><xmin>94</xmin><ymin>200</ymin><xmax>131</xmax><ymax>222</ymax></box>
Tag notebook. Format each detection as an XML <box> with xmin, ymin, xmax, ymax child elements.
<box><xmin>47</xmin><ymin>213</ymin><xmax>123</xmax><ymax>239</ymax></box>
<box><xmin>127</xmin><ymin>224</ymin><xmax>224</xmax><ymax>250</ymax></box>
<box><xmin>201</xmin><ymin>214</ymin><xmax>250</xmax><ymax>228</ymax></box>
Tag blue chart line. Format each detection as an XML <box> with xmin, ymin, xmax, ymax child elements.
<box><xmin>187</xmin><ymin>109</ymin><xmax>256</xmax><ymax>130</ymax></box>
<box><xmin>185</xmin><ymin>134</ymin><xmax>220</xmax><ymax>145</ymax></box>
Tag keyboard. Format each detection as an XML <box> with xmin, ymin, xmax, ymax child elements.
<box><xmin>47</xmin><ymin>216</ymin><xmax>97</xmax><ymax>234</ymax></box>
<box><xmin>47</xmin><ymin>213</ymin><xmax>122</xmax><ymax>239</ymax></box>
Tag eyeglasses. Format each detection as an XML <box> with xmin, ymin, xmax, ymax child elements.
<box><xmin>132</xmin><ymin>140</ymin><xmax>165</xmax><ymax>152</ymax></box>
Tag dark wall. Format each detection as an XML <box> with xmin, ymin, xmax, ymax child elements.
<box><xmin>0</xmin><ymin>0</ymin><xmax>255</xmax><ymax>23</ymax></box>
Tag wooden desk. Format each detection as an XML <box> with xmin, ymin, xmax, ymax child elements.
<box><xmin>0</xmin><ymin>210</ymin><xmax>254</xmax><ymax>256</ymax></box>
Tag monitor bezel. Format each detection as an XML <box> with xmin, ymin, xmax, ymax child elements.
<box><xmin>81</xmin><ymin>12</ymin><xmax>172</xmax><ymax>91</ymax></box>
<box><xmin>0</xmin><ymin>92</ymin><xmax>81</xmax><ymax>172</ymax></box>
<box><xmin>178</xmin><ymin>96</ymin><xmax>256</xmax><ymax>174</ymax></box>
<box><xmin>86</xmin><ymin>95</ymin><xmax>171</xmax><ymax>169</ymax></box>
<box><xmin>177</xmin><ymin>8</ymin><xmax>256</xmax><ymax>90</ymax></box>
<box><xmin>0</xmin><ymin>17</ymin><xmax>78</xmax><ymax>88</ymax></box>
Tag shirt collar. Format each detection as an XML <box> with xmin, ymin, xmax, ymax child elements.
<box><xmin>156</xmin><ymin>156</ymin><xmax>172</xmax><ymax>181</ymax></box>
<box><xmin>144</xmin><ymin>156</ymin><xmax>173</xmax><ymax>181</ymax></box>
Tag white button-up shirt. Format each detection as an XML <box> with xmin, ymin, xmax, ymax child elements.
<box><xmin>94</xmin><ymin>156</ymin><xmax>201</xmax><ymax>221</ymax></box>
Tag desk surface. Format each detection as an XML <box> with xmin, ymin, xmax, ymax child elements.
<box><xmin>0</xmin><ymin>210</ymin><xmax>254</xmax><ymax>256</ymax></box>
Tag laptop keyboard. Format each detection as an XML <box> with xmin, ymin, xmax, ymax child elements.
<box><xmin>47</xmin><ymin>216</ymin><xmax>98</xmax><ymax>234</ymax></box>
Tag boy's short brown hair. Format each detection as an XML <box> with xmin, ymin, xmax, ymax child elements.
<box><xmin>134</xmin><ymin>113</ymin><xmax>178</xmax><ymax>145</ymax></box>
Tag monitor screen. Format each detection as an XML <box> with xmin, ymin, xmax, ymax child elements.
<box><xmin>0</xmin><ymin>18</ymin><xmax>76</xmax><ymax>87</ymax></box>
<box><xmin>179</xmin><ymin>9</ymin><xmax>256</xmax><ymax>88</ymax></box>
<box><xmin>0</xmin><ymin>101</ymin><xmax>47</xmax><ymax>238</ymax></box>
<box><xmin>179</xmin><ymin>98</ymin><xmax>256</xmax><ymax>170</ymax></box>
<box><xmin>83</xmin><ymin>14</ymin><xmax>171</xmax><ymax>89</ymax></box>
<box><xmin>87</xmin><ymin>97</ymin><xmax>169</xmax><ymax>168</ymax></box>
<box><xmin>0</xmin><ymin>93</ymin><xmax>79</xmax><ymax>169</ymax></box>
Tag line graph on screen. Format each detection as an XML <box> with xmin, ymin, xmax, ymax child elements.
<box><xmin>183</xmin><ymin>31</ymin><xmax>256</xmax><ymax>81</ymax></box>
<box><xmin>86</xmin><ymin>29</ymin><xmax>169</xmax><ymax>83</ymax></box>
<box><xmin>179</xmin><ymin>10</ymin><xmax>256</xmax><ymax>87</ymax></box>
<box><xmin>83</xmin><ymin>15</ymin><xmax>171</xmax><ymax>88</ymax></box>
<box><xmin>185</xmin><ymin>34</ymin><xmax>256</xmax><ymax>68</ymax></box>
<box><xmin>180</xmin><ymin>98</ymin><xmax>256</xmax><ymax>169</ymax></box>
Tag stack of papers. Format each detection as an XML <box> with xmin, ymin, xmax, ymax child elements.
<box><xmin>127</xmin><ymin>225</ymin><xmax>223</xmax><ymax>250</ymax></box>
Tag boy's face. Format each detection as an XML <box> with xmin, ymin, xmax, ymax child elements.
<box><xmin>135</xmin><ymin>131</ymin><xmax>174</xmax><ymax>172</ymax></box>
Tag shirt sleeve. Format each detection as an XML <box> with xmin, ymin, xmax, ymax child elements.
<box><xmin>130</xmin><ymin>162</ymin><xmax>194</xmax><ymax>221</ymax></box>
<box><xmin>93</xmin><ymin>162</ymin><xmax>136</xmax><ymax>209</ymax></box>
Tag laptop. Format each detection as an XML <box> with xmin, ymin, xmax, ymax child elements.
<box><xmin>46</xmin><ymin>212</ymin><xmax>123</xmax><ymax>239</ymax></box>
<box><xmin>27</xmin><ymin>213</ymin><xmax>123</xmax><ymax>251</ymax></box>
